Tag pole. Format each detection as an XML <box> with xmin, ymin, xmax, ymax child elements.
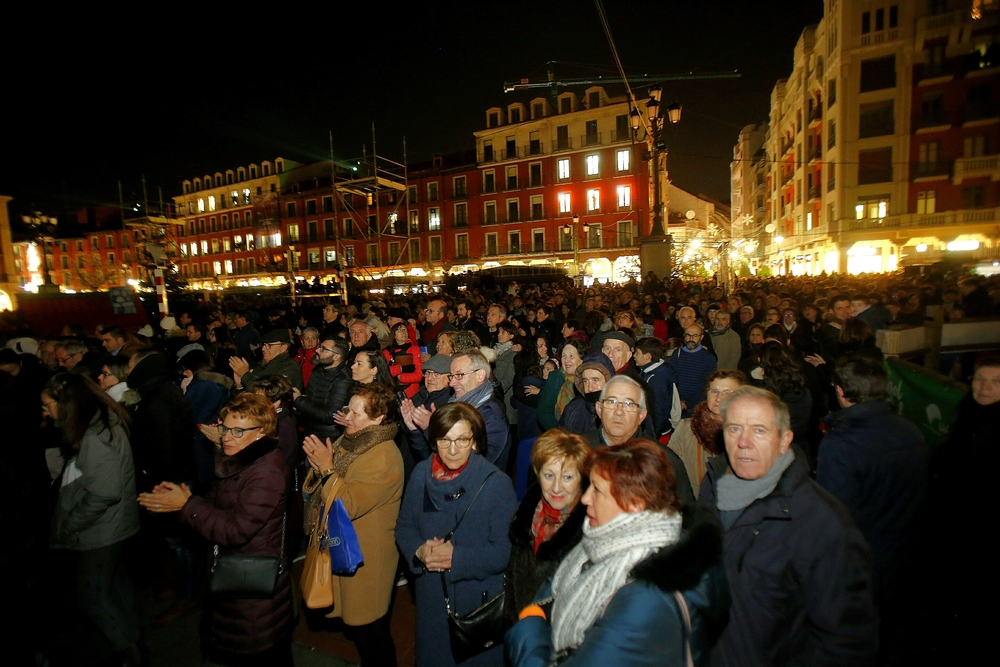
<box><xmin>154</xmin><ymin>267</ymin><xmax>168</xmax><ymax>320</ymax></box>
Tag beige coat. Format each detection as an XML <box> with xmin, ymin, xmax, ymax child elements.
<box><xmin>667</xmin><ymin>419</ymin><xmax>716</xmax><ymax>499</ymax></box>
<box><xmin>318</xmin><ymin>439</ymin><xmax>404</xmax><ymax>626</ymax></box>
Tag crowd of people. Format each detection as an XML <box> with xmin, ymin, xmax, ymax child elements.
<box><xmin>0</xmin><ymin>266</ymin><xmax>997</xmax><ymax>667</ymax></box>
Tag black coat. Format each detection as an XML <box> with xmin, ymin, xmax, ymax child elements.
<box><xmin>583</xmin><ymin>428</ymin><xmax>695</xmax><ymax>509</ymax></box>
<box><xmin>816</xmin><ymin>400</ymin><xmax>928</xmax><ymax>608</ymax></box>
<box><xmin>503</xmin><ymin>483</ymin><xmax>587</xmax><ymax>627</ymax></box>
<box><xmin>128</xmin><ymin>353</ymin><xmax>197</xmax><ymax>491</ymax></box>
<box><xmin>699</xmin><ymin>453</ymin><xmax>878</xmax><ymax>667</ymax></box>
<box><xmin>294</xmin><ymin>363</ymin><xmax>353</xmax><ymax>442</ymax></box>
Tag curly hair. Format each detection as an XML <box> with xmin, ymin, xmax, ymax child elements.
<box><xmin>352</xmin><ymin>382</ymin><xmax>398</xmax><ymax>421</ymax></box>
<box><xmin>759</xmin><ymin>342</ymin><xmax>807</xmax><ymax>397</ymax></box>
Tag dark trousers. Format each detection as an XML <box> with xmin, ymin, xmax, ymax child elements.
<box><xmin>347</xmin><ymin>611</ymin><xmax>397</xmax><ymax>667</ymax></box>
<box><xmin>73</xmin><ymin>541</ymin><xmax>139</xmax><ymax>651</ymax></box>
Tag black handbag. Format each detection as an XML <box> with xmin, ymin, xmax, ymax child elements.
<box><xmin>438</xmin><ymin>472</ymin><xmax>507</xmax><ymax>663</ymax></box>
<box><xmin>210</xmin><ymin>512</ymin><xmax>286</xmax><ymax>599</ymax></box>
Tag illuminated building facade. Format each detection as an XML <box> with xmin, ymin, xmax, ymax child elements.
<box><xmin>732</xmin><ymin>0</ymin><xmax>1000</xmax><ymax>276</ymax></box>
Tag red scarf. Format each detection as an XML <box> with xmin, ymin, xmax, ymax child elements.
<box><xmin>431</xmin><ymin>453</ymin><xmax>468</xmax><ymax>481</ymax></box>
<box><xmin>531</xmin><ymin>497</ymin><xmax>570</xmax><ymax>553</ymax></box>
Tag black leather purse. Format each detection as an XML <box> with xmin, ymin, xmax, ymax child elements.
<box><xmin>438</xmin><ymin>472</ymin><xmax>507</xmax><ymax>663</ymax></box>
<box><xmin>210</xmin><ymin>512</ymin><xmax>286</xmax><ymax>599</ymax></box>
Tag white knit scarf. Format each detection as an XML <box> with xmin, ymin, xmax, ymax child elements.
<box><xmin>550</xmin><ymin>509</ymin><xmax>682</xmax><ymax>655</ymax></box>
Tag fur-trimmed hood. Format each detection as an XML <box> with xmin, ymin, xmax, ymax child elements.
<box><xmin>215</xmin><ymin>435</ymin><xmax>279</xmax><ymax>479</ymax></box>
<box><xmin>630</xmin><ymin>504</ymin><xmax>724</xmax><ymax>593</ymax></box>
<box><xmin>195</xmin><ymin>369</ymin><xmax>234</xmax><ymax>390</ymax></box>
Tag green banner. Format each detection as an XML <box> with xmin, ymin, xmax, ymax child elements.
<box><xmin>884</xmin><ymin>358</ymin><xmax>966</xmax><ymax>448</ymax></box>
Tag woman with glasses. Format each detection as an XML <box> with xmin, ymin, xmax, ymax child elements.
<box><xmin>139</xmin><ymin>393</ymin><xmax>293</xmax><ymax>665</ymax></box>
<box><xmin>300</xmin><ymin>383</ymin><xmax>404</xmax><ymax>666</ymax></box>
<box><xmin>666</xmin><ymin>370</ymin><xmax>748</xmax><ymax>498</ymax></box>
<box><xmin>97</xmin><ymin>358</ymin><xmax>136</xmax><ymax>406</ymax></box>
<box><xmin>396</xmin><ymin>402</ymin><xmax>517</xmax><ymax>667</ymax></box>
<box><xmin>44</xmin><ymin>373</ymin><xmax>142</xmax><ymax>665</ymax></box>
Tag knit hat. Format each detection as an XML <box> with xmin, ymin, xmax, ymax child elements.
<box><xmin>423</xmin><ymin>354</ymin><xmax>452</xmax><ymax>374</ymax></box>
<box><xmin>574</xmin><ymin>353</ymin><xmax>615</xmax><ymax>394</ymax></box>
<box><xmin>137</xmin><ymin>324</ymin><xmax>154</xmax><ymax>337</ymax></box>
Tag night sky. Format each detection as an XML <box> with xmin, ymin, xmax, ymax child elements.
<box><xmin>3</xmin><ymin>1</ymin><xmax>824</xmax><ymax>216</ymax></box>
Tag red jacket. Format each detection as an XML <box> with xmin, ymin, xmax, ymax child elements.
<box><xmin>295</xmin><ymin>346</ymin><xmax>318</xmax><ymax>387</ymax></box>
<box><xmin>384</xmin><ymin>341</ymin><xmax>423</xmax><ymax>398</ymax></box>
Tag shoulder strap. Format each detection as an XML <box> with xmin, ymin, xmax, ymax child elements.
<box><xmin>673</xmin><ymin>591</ymin><xmax>694</xmax><ymax>667</ymax></box>
<box><xmin>444</xmin><ymin>470</ymin><xmax>495</xmax><ymax>541</ymax></box>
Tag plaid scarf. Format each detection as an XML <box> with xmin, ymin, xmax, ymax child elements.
<box><xmin>431</xmin><ymin>453</ymin><xmax>469</xmax><ymax>481</ymax></box>
<box><xmin>531</xmin><ymin>497</ymin><xmax>570</xmax><ymax>553</ymax></box>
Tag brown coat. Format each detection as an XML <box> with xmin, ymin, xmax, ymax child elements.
<box><xmin>318</xmin><ymin>438</ymin><xmax>404</xmax><ymax>626</ymax></box>
<box><xmin>181</xmin><ymin>436</ymin><xmax>292</xmax><ymax>654</ymax></box>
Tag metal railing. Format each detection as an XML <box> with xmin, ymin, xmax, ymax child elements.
<box><xmin>552</xmin><ymin>137</ymin><xmax>573</xmax><ymax>152</ymax></box>
<box><xmin>912</xmin><ymin>160</ymin><xmax>952</xmax><ymax>178</ymax></box>
<box><xmin>580</xmin><ymin>133</ymin><xmax>602</xmax><ymax>148</ymax></box>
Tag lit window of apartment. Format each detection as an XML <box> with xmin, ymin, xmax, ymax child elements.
<box><xmin>587</xmin><ymin>189</ymin><xmax>601</xmax><ymax>211</ymax></box>
<box><xmin>616</xmin><ymin>149</ymin><xmax>630</xmax><ymax>172</ymax></box>
<box><xmin>211</xmin><ymin>239</ymin><xmax>220</xmax><ymax>254</ymax></box>
<box><xmin>558</xmin><ymin>192</ymin><xmax>572</xmax><ymax>214</ymax></box>
<box><xmin>223</xmin><ymin>238</ymin><xmax>231</xmax><ymax>252</ymax></box>
<box><xmin>208</xmin><ymin>196</ymin><xmax>216</xmax><ymax>212</ymax></box>
<box><xmin>225</xmin><ymin>260</ymin><xmax>233</xmax><ymax>274</ymax></box>
<box><xmin>214</xmin><ymin>261</ymin><xmax>222</xmax><ymax>275</ymax></box>
<box><xmin>243</xmin><ymin>188</ymin><xmax>251</xmax><ymax>205</ymax></box>
<box><xmin>917</xmin><ymin>190</ymin><xmax>937</xmax><ymax>214</ymax></box>
<box><xmin>409</xmin><ymin>210</ymin><xmax>419</xmax><ymax>232</ymax></box>
<box><xmin>429</xmin><ymin>208</ymin><xmax>441</xmax><ymax>231</ymax></box>
<box><xmin>198</xmin><ymin>198</ymin><xmax>205</xmax><ymax>212</ymax></box>
<box><xmin>616</xmin><ymin>185</ymin><xmax>631</xmax><ymax>209</ymax></box>
<box><xmin>190</xmin><ymin>242</ymin><xmax>198</xmax><ymax>256</ymax></box>
<box><xmin>855</xmin><ymin>198</ymin><xmax>889</xmax><ymax>219</ymax></box>
<box><xmin>586</xmin><ymin>154</ymin><xmax>600</xmax><ymax>176</ymax></box>
<box><xmin>201</xmin><ymin>240</ymin><xmax>209</xmax><ymax>255</ymax></box>
<box><xmin>288</xmin><ymin>224</ymin><xmax>300</xmax><ymax>242</ymax></box>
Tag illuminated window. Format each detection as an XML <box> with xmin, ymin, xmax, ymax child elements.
<box><xmin>214</xmin><ymin>261</ymin><xmax>222</xmax><ymax>275</ymax></box>
<box><xmin>288</xmin><ymin>224</ymin><xmax>300</xmax><ymax>242</ymax></box>
<box><xmin>616</xmin><ymin>149</ymin><xmax>630</xmax><ymax>172</ymax></box>
<box><xmin>806</xmin><ymin>211</ymin><xmax>813</xmax><ymax>231</ymax></box>
<box><xmin>557</xmin><ymin>158</ymin><xmax>570</xmax><ymax>180</ymax></box>
<box><xmin>208</xmin><ymin>196</ymin><xmax>216</xmax><ymax>212</ymax></box>
<box><xmin>201</xmin><ymin>241</ymin><xmax>209</xmax><ymax>255</ymax></box>
<box><xmin>231</xmin><ymin>190</ymin><xmax>239</xmax><ymax>206</ymax></box>
<box><xmin>587</xmin><ymin>189</ymin><xmax>601</xmax><ymax>211</ymax></box>
<box><xmin>586</xmin><ymin>154</ymin><xmax>599</xmax><ymax>176</ymax></box>
<box><xmin>917</xmin><ymin>190</ymin><xmax>937</xmax><ymax>214</ymax></box>
<box><xmin>243</xmin><ymin>188</ymin><xmax>251</xmax><ymax>205</ymax></box>
<box><xmin>558</xmin><ymin>192</ymin><xmax>571</xmax><ymax>213</ymax></box>
<box><xmin>198</xmin><ymin>198</ymin><xmax>205</xmax><ymax>213</ymax></box>
<box><xmin>429</xmin><ymin>208</ymin><xmax>441</xmax><ymax>231</ymax></box>
<box><xmin>616</xmin><ymin>185</ymin><xmax>631</xmax><ymax>208</ymax></box>
<box><xmin>190</xmin><ymin>242</ymin><xmax>198</xmax><ymax>256</ymax></box>
<box><xmin>409</xmin><ymin>210</ymin><xmax>419</xmax><ymax>232</ymax></box>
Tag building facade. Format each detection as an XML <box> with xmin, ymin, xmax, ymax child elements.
<box><xmin>732</xmin><ymin>0</ymin><xmax>1000</xmax><ymax>276</ymax></box>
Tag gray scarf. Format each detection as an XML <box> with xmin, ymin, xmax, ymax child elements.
<box><xmin>716</xmin><ymin>448</ymin><xmax>795</xmax><ymax>511</ymax></box>
<box><xmin>451</xmin><ymin>379</ymin><xmax>494</xmax><ymax>409</ymax></box>
<box><xmin>550</xmin><ymin>510</ymin><xmax>682</xmax><ymax>655</ymax></box>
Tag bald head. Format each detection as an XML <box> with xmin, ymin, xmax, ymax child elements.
<box><xmin>683</xmin><ymin>324</ymin><xmax>704</xmax><ymax>351</ymax></box>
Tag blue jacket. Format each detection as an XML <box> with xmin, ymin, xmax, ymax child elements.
<box><xmin>506</xmin><ymin>506</ymin><xmax>730</xmax><ymax>667</ymax></box>
<box><xmin>666</xmin><ymin>347</ymin><xmax>716</xmax><ymax>417</ymax></box>
<box><xmin>816</xmin><ymin>400</ymin><xmax>928</xmax><ymax>607</ymax></box>
<box><xmin>396</xmin><ymin>454</ymin><xmax>517</xmax><ymax>667</ymax></box>
<box><xmin>699</xmin><ymin>452</ymin><xmax>878</xmax><ymax>667</ymax></box>
<box><xmin>639</xmin><ymin>359</ymin><xmax>678</xmax><ymax>436</ymax></box>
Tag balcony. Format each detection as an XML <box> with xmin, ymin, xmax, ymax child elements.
<box><xmin>452</xmin><ymin>186</ymin><xmax>468</xmax><ymax>199</ymax></box>
<box><xmin>525</xmin><ymin>141</ymin><xmax>543</xmax><ymax>157</ymax></box>
<box><xmin>954</xmin><ymin>154</ymin><xmax>999</xmax><ymax>183</ymax></box>
<box><xmin>960</xmin><ymin>105</ymin><xmax>998</xmax><ymax>124</ymax></box>
<box><xmin>914</xmin><ymin>112</ymin><xmax>950</xmax><ymax>129</ymax></box>
<box><xmin>912</xmin><ymin>160</ymin><xmax>952</xmax><ymax>179</ymax></box>
<box><xmin>781</xmin><ymin>138</ymin><xmax>793</xmax><ymax>156</ymax></box>
<box><xmin>611</xmin><ymin>129</ymin><xmax>631</xmax><ymax>143</ymax></box>
<box><xmin>842</xmin><ymin>207</ymin><xmax>999</xmax><ymax>232</ymax></box>
<box><xmin>808</xmin><ymin>144</ymin><xmax>822</xmax><ymax>162</ymax></box>
<box><xmin>580</xmin><ymin>132</ymin><xmax>602</xmax><ymax>148</ymax></box>
<box><xmin>480</xmin><ymin>240</ymin><xmax>560</xmax><ymax>258</ymax></box>
<box><xmin>529</xmin><ymin>174</ymin><xmax>544</xmax><ymax>188</ymax></box>
<box><xmin>504</xmin><ymin>178</ymin><xmax>519</xmax><ymax>191</ymax></box>
<box><xmin>480</xmin><ymin>149</ymin><xmax>497</xmax><ymax>164</ymax></box>
<box><xmin>808</xmin><ymin>103</ymin><xmax>823</xmax><ymax>124</ymax></box>
<box><xmin>551</xmin><ymin>137</ymin><xmax>573</xmax><ymax>152</ymax></box>
<box><xmin>479</xmin><ymin>213</ymin><xmax>499</xmax><ymax>226</ymax></box>
<box><xmin>501</xmin><ymin>147</ymin><xmax>521</xmax><ymax>161</ymax></box>
<box><xmin>781</xmin><ymin>171</ymin><xmax>794</xmax><ymax>186</ymax></box>
<box><xmin>453</xmin><ymin>216</ymin><xmax>469</xmax><ymax>229</ymax></box>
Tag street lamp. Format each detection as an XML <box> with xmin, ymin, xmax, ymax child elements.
<box><xmin>633</xmin><ymin>86</ymin><xmax>681</xmax><ymax>281</ymax></box>
<box><xmin>563</xmin><ymin>213</ymin><xmax>590</xmax><ymax>278</ymax></box>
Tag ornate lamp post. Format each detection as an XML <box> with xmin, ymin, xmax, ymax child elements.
<box><xmin>632</xmin><ymin>86</ymin><xmax>680</xmax><ymax>281</ymax></box>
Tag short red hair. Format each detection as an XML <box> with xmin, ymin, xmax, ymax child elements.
<box><xmin>583</xmin><ymin>439</ymin><xmax>680</xmax><ymax>514</ymax></box>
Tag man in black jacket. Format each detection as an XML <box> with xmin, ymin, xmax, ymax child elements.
<box><xmin>293</xmin><ymin>339</ymin><xmax>353</xmax><ymax>442</ymax></box>
<box><xmin>700</xmin><ymin>386</ymin><xmax>877</xmax><ymax>667</ymax></box>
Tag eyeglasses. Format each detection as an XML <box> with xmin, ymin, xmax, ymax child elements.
<box><xmin>708</xmin><ymin>388</ymin><xmax>735</xmax><ymax>397</ymax></box>
<box><xmin>436</xmin><ymin>435</ymin><xmax>474</xmax><ymax>450</ymax></box>
<box><xmin>318</xmin><ymin>346</ymin><xmax>337</xmax><ymax>354</ymax></box>
<box><xmin>601</xmin><ymin>398</ymin><xmax>640</xmax><ymax>412</ymax></box>
<box><xmin>424</xmin><ymin>371</ymin><xmax>444</xmax><ymax>378</ymax></box>
<box><xmin>448</xmin><ymin>369</ymin><xmax>479</xmax><ymax>381</ymax></box>
<box><xmin>217</xmin><ymin>425</ymin><xmax>262</xmax><ymax>438</ymax></box>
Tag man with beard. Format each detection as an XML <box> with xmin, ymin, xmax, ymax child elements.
<box><xmin>293</xmin><ymin>339</ymin><xmax>353</xmax><ymax>442</ymax></box>
<box><xmin>677</xmin><ymin>306</ymin><xmax>715</xmax><ymax>357</ymax></box>
<box><xmin>711</xmin><ymin>310</ymin><xmax>742</xmax><ymax>370</ymax></box>
<box><xmin>667</xmin><ymin>324</ymin><xmax>717</xmax><ymax>418</ymax></box>
<box><xmin>420</xmin><ymin>298</ymin><xmax>455</xmax><ymax>355</ymax></box>
<box><xmin>455</xmin><ymin>298</ymin><xmax>487</xmax><ymax>340</ymax></box>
